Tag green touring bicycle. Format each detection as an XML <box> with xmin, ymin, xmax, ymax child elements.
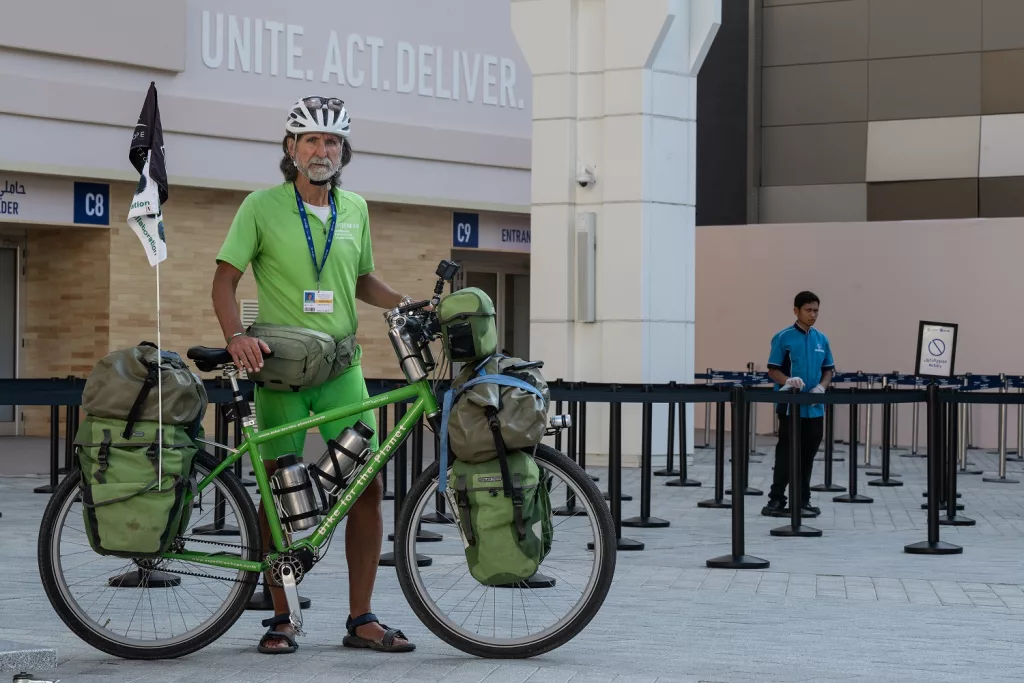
<box><xmin>37</xmin><ymin>260</ymin><xmax>616</xmax><ymax>660</ymax></box>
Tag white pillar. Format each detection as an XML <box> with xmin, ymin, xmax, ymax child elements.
<box><xmin>513</xmin><ymin>0</ymin><xmax>720</xmax><ymax>465</ymax></box>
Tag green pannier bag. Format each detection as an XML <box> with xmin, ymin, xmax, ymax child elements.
<box><xmin>75</xmin><ymin>341</ymin><xmax>207</xmax><ymax>558</ymax></box>
<box><xmin>445</xmin><ymin>354</ymin><xmax>551</xmax><ymax>464</ymax></box>
<box><xmin>75</xmin><ymin>416</ymin><xmax>198</xmax><ymax>558</ymax></box>
<box><xmin>446</xmin><ymin>449</ymin><xmax>553</xmax><ymax>586</ymax></box>
<box><xmin>437</xmin><ymin>287</ymin><xmax>498</xmax><ymax>363</ymax></box>
<box><xmin>245</xmin><ymin>322</ymin><xmax>356</xmax><ymax>391</ymax></box>
<box><xmin>83</xmin><ymin>342</ymin><xmax>208</xmax><ymax>428</ymax></box>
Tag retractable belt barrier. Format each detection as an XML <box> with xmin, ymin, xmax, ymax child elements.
<box><xmin>3</xmin><ymin>371</ymin><xmax>1023</xmax><ymax>565</ymax></box>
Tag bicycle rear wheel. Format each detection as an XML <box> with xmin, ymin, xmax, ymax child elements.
<box><xmin>37</xmin><ymin>451</ymin><xmax>262</xmax><ymax>659</ymax></box>
<box><xmin>394</xmin><ymin>443</ymin><xmax>616</xmax><ymax>658</ymax></box>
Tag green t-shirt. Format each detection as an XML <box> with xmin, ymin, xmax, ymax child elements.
<box><xmin>216</xmin><ymin>181</ymin><xmax>375</xmax><ymax>343</ymax></box>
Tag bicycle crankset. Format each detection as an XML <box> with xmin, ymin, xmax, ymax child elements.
<box><xmin>268</xmin><ymin>550</ymin><xmax>315</xmax><ymax>636</ymax></box>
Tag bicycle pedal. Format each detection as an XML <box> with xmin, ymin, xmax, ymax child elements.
<box><xmin>279</xmin><ymin>565</ymin><xmax>305</xmax><ymax>636</ymax></box>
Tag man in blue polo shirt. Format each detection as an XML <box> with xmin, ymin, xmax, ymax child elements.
<box><xmin>762</xmin><ymin>291</ymin><xmax>835</xmax><ymax>518</ymax></box>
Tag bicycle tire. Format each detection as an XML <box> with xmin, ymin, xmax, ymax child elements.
<box><xmin>394</xmin><ymin>442</ymin><xmax>617</xmax><ymax>658</ymax></box>
<box><xmin>37</xmin><ymin>451</ymin><xmax>263</xmax><ymax>660</ymax></box>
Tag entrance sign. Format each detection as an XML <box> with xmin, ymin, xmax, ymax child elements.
<box><xmin>915</xmin><ymin>320</ymin><xmax>958</xmax><ymax>378</ymax></box>
<box><xmin>452</xmin><ymin>212</ymin><xmax>479</xmax><ymax>249</ymax></box>
<box><xmin>0</xmin><ymin>174</ymin><xmax>110</xmax><ymax>227</ymax></box>
<box><xmin>451</xmin><ymin>211</ymin><xmax>530</xmax><ymax>253</ymax></box>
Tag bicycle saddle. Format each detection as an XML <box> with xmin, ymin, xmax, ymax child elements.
<box><xmin>187</xmin><ymin>346</ymin><xmax>235</xmax><ymax>372</ymax></box>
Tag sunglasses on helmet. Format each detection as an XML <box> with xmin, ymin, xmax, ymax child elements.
<box><xmin>301</xmin><ymin>96</ymin><xmax>345</xmax><ymax>110</ymax></box>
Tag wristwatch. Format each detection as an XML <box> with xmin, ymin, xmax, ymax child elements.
<box><xmin>398</xmin><ymin>295</ymin><xmax>415</xmax><ymax>307</ymax></box>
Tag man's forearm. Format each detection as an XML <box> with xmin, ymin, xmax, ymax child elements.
<box><xmin>767</xmin><ymin>368</ymin><xmax>788</xmax><ymax>385</ymax></box>
<box><xmin>356</xmin><ymin>273</ymin><xmax>406</xmax><ymax>309</ymax></box>
<box><xmin>212</xmin><ymin>265</ymin><xmax>245</xmax><ymax>342</ymax></box>
<box><xmin>820</xmin><ymin>368</ymin><xmax>833</xmax><ymax>389</ymax></box>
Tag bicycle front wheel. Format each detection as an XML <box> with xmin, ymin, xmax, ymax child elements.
<box><xmin>37</xmin><ymin>451</ymin><xmax>263</xmax><ymax>660</ymax></box>
<box><xmin>394</xmin><ymin>442</ymin><xmax>617</xmax><ymax>658</ymax></box>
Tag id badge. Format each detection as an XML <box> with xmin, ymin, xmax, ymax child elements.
<box><xmin>303</xmin><ymin>290</ymin><xmax>334</xmax><ymax>313</ymax></box>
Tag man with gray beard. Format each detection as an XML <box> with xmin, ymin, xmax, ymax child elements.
<box><xmin>212</xmin><ymin>96</ymin><xmax>417</xmax><ymax>655</ymax></box>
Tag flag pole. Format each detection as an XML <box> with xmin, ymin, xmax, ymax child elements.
<box><xmin>127</xmin><ymin>81</ymin><xmax>170</xmax><ymax>491</ymax></box>
<box><xmin>156</xmin><ymin>248</ymin><xmax>163</xmax><ymax>489</ymax></box>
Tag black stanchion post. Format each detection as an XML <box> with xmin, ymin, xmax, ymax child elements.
<box><xmin>698</xmin><ymin>395</ymin><xmax>731</xmax><ymax>509</ymax></box>
<box><xmin>811</xmin><ymin>402</ymin><xmax>845</xmax><ymax>492</ymax></box>
<box><xmin>380</xmin><ymin>401</ymin><xmax>432</xmax><ymax>567</ymax></box>
<box><xmin>940</xmin><ymin>395</ymin><xmax>975</xmax><ymax>527</ymax></box>
<box><xmin>578</xmin><ymin>397</ymin><xmax>597</xmax><ymax>482</ymax></box>
<box><xmin>34</xmin><ymin>404</ymin><xmax>61</xmax><ymax>494</ymax></box>
<box><xmin>398</xmin><ymin>416</ymin><xmax>442</xmax><ymax>543</ymax></box>
<box><xmin>707</xmin><ymin>386</ymin><xmax>769</xmax><ymax>569</ymax></box>
<box><xmin>924</xmin><ymin>391</ymin><xmax>965</xmax><ymax>508</ymax></box>
<box><xmin>771</xmin><ymin>398</ymin><xmax>822</xmax><ymax>537</ymax></box>
<box><xmin>623</xmin><ymin>398</ymin><xmax>669</xmax><ymax>528</ymax></box>
<box><xmin>604</xmin><ymin>398</ymin><xmax>633</xmax><ymax>502</ymax></box>
<box><xmin>906</xmin><ymin>384</ymin><xmax>962</xmax><ymax>555</ymax></box>
<box><xmin>195</xmin><ymin>405</ymin><xmax>239</xmax><ymax>536</ymax></box>
<box><xmin>59</xmin><ymin>400</ymin><xmax>76</xmax><ymax>475</ymax></box>
<box><xmin>834</xmin><ymin>397</ymin><xmax>873</xmax><ymax>504</ymax></box>
<box><xmin>667</xmin><ymin>397</ymin><xmax>701</xmax><ymax>487</ymax></box>
<box><xmin>590</xmin><ymin>394</ymin><xmax>643</xmax><ymax>551</ymax></box>
<box><xmin>554</xmin><ymin>396</ymin><xmax>584</xmax><ymax>517</ymax></box>
<box><xmin>869</xmin><ymin>386</ymin><xmax>903</xmax><ymax>487</ymax></box>
<box><xmin>422</xmin><ymin>429</ymin><xmax>453</xmax><ymax>524</ymax></box>
<box><xmin>655</xmin><ymin>384</ymin><xmax>679</xmax><ymax>476</ymax></box>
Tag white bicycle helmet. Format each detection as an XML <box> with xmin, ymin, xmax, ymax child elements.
<box><xmin>285</xmin><ymin>95</ymin><xmax>351</xmax><ymax>138</ymax></box>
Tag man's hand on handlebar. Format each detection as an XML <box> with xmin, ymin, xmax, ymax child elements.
<box><xmin>227</xmin><ymin>334</ymin><xmax>271</xmax><ymax>373</ymax></box>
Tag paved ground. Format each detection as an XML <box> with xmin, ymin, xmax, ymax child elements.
<box><xmin>2</xmin><ymin>429</ymin><xmax>1024</xmax><ymax>683</ymax></box>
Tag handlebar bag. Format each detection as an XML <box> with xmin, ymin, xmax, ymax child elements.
<box><xmin>437</xmin><ymin>287</ymin><xmax>498</xmax><ymax>363</ymax></box>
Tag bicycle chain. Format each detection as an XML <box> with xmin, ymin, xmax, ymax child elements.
<box><xmin>153</xmin><ymin>535</ymin><xmax>262</xmax><ymax>585</ymax></box>
<box><xmin>152</xmin><ymin>536</ymin><xmax>320</xmax><ymax>586</ymax></box>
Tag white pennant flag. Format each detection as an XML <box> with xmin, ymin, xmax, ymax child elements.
<box><xmin>127</xmin><ymin>150</ymin><xmax>167</xmax><ymax>267</ymax></box>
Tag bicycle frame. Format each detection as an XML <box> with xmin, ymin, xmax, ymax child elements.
<box><xmin>166</xmin><ymin>374</ymin><xmax>441</xmax><ymax>574</ymax></box>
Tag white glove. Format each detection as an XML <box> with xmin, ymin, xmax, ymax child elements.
<box><xmin>809</xmin><ymin>384</ymin><xmax>825</xmax><ymax>394</ymax></box>
<box><xmin>782</xmin><ymin>377</ymin><xmax>805</xmax><ymax>391</ymax></box>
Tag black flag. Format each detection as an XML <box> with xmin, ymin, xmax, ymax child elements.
<box><xmin>129</xmin><ymin>81</ymin><xmax>168</xmax><ymax>206</ymax></box>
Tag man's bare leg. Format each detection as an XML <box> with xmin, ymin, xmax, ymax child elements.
<box><xmin>345</xmin><ymin>474</ymin><xmax>411</xmax><ymax>648</ymax></box>
<box><xmin>255</xmin><ymin>461</ymin><xmax>295</xmax><ymax>652</ymax></box>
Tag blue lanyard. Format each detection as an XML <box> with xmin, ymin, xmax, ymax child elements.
<box><xmin>294</xmin><ymin>184</ymin><xmax>337</xmax><ymax>290</ymax></box>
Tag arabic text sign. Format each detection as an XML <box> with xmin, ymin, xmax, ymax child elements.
<box><xmin>0</xmin><ymin>174</ymin><xmax>110</xmax><ymax>227</ymax></box>
<box><xmin>916</xmin><ymin>320</ymin><xmax>958</xmax><ymax>378</ymax></box>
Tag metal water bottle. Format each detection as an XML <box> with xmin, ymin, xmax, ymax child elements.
<box><xmin>388</xmin><ymin>317</ymin><xmax>428</xmax><ymax>383</ymax></box>
<box><xmin>270</xmin><ymin>454</ymin><xmax>322</xmax><ymax>533</ymax></box>
<box><xmin>309</xmin><ymin>421</ymin><xmax>375</xmax><ymax>497</ymax></box>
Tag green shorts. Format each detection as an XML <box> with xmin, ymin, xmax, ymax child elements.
<box><xmin>253</xmin><ymin>363</ymin><xmax>378</xmax><ymax>461</ymax></box>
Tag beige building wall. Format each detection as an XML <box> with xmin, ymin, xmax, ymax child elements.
<box><xmin>694</xmin><ymin>217</ymin><xmax>1024</xmax><ymax>452</ymax></box>
<box><xmin>19</xmin><ymin>183</ymin><xmax>452</xmax><ymax>437</ymax></box>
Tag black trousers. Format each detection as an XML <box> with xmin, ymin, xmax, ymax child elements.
<box><xmin>769</xmin><ymin>412</ymin><xmax>824</xmax><ymax>505</ymax></box>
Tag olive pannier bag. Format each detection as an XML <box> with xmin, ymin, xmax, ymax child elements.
<box><xmin>446</xmin><ymin>450</ymin><xmax>554</xmax><ymax>586</ymax></box>
<box><xmin>82</xmin><ymin>342</ymin><xmax>208</xmax><ymax>430</ymax></box>
<box><xmin>443</xmin><ymin>354</ymin><xmax>551</xmax><ymax>464</ymax></box>
<box><xmin>76</xmin><ymin>417</ymin><xmax>198</xmax><ymax>558</ymax></box>
<box><xmin>245</xmin><ymin>323</ymin><xmax>356</xmax><ymax>391</ymax></box>
<box><xmin>436</xmin><ymin>287</ymin><xmax>498</xmax><ymax>363</ymax></box>
<box><xmin>75</xmin><ymin>342</ymin><xmax>206</xmax><ymax>558</ymax></box>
